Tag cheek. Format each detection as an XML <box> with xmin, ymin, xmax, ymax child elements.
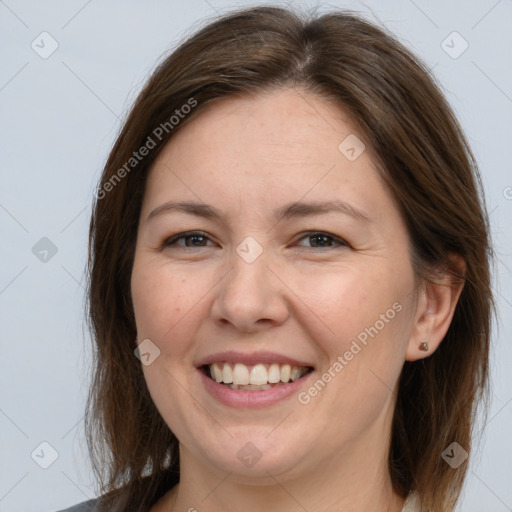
<box><xmin>131</xmin><ymin>261</ymin><xmax>203</xmax><ymax>345</ymax></box>
<box><xmin>301</xmin><ymin>263</ymin><xmax>414</xmax><ymax>385</ymax></box>
<box><xmin>291</xmin><ymin>266</ymin><xmax>397</xmax><ymax>349</ymax></box>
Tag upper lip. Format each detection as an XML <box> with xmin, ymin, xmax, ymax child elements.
<box><xmin>196</xmin><ymin>351</ymin><xmax>314</xmax><ymax>368</ymax></box>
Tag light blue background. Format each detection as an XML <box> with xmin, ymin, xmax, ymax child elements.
<box><xmin>1</xmin><ymin>1</ymin><xmax>511</xmax><ymax>510</ymax></box>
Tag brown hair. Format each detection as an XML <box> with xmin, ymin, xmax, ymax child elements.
<box><xmin>85</xmin><ymin>6</ymin><xmax>494</xmax><ymax>511</ymax></box>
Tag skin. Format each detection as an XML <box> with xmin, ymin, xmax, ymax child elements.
<box><xmin>130</xmin><ymin>87</ymin><xmax>463</xmax><ymax>512</ymax></box>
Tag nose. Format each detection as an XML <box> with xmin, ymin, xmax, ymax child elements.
<box><xmin>210</xmin><ymin>249</ymin><xmax>290</xmax><ymax>333</ymax></box>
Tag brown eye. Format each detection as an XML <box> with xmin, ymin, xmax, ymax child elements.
<box><xmin>163</xmin><ymin>231</ymin><xmax>213</xmax><ymax>248</ymax></box>
<box><xmin>296</xmin><ymin>232</ymin><xmax>348</xmax><ymax>249</ymax></box>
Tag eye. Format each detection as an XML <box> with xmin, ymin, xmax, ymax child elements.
<box><xmin>295</xmin><ymin>231</ymin><xmax>348</xmax><ymax>249</ymax></box>
<box><xmin>161</xmin><ymin>230</ymin><xmax>349</xmax><ymax>250</ymax></box>
<box><xmin>163</xmin><ymin>231</ymin><xmax>214</xmax><ymax>248</ymax></box>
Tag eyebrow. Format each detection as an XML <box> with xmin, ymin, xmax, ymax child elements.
<box><xmin>147</xmin><ymin>199</ymin><xmax>371</xmax><ymax>224</ymax></box>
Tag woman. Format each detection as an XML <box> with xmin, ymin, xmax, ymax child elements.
<box><xmin>60</xmin><ymin>5</ymin><xmax>493</xmax><ymax>512</ymax></box>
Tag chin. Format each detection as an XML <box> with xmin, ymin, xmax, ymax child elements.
<box><xmin>191</xmin><ymin>431</ymin><xmax>311</xmax><ymax>482</ymax></box>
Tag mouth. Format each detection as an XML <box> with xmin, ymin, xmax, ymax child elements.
<box><xmin>201</xmin><ymin>362</ymin><xmax>314</xmax><ymax>391</ymax></box>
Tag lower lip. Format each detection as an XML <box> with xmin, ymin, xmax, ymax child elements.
<box><xmin>198</xmin><ymin>368</ymin><xmax>314</xmax><ymax>408</ymax></box>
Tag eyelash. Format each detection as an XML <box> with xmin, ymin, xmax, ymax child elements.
<box><xmin>162</xmin><ymin>230</ymin><xmax>349</xmax><ymax>250</ymax></box>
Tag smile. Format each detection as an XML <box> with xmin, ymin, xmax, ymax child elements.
<box><xmin>196</xmin><ymin>351</ymin><xmax>315</xmax><ymax>407</ymax></box>
<box><xmin>203</xmin><ymin>362</ymin><xmax>312</xmax><ymax>390</ymax></box>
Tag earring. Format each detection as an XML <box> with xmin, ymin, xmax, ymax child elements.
<box><xmin>418</xmin><ymin>341</ymin><xmax>429</xmax><ymax>352</ymax></box>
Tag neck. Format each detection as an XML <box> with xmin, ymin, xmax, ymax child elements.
<box><xmin>166</xmin><ymin>459</ymin><xmax>404</xmax><ymax>512</ymax></box>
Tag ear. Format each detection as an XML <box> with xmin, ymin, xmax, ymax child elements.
<box><xmin>405</xmin><ymin>254</ymin><xmax>466</xmax><ymax>361</ymax></box>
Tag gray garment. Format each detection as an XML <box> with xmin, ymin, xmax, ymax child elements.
<box><xmin>55</xmin><ymin>498</ymin><xmax>98</xmax><ymax>512</ymax></box>
<box><xmin>54</xmin><ymin>484</ymin><xmax>132</xmax><ymax>512</ymax></box>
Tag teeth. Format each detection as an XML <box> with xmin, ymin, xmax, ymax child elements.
<box><xmin>268</xmin><ymin>363</ymin><xmax>281</xmax><ymax>383</ymax></box>
<box><xmin>207</xmin><ymin>362</ymin><xmax>309</xmax><ymax>387</ymax></box>
<box><xmin>290</xmin><ymin>366</ymin><xmax>302</xmax><ymax>381</ymax></box>
<box><xmin>280</xmin><ymin>364</ymin><xmax>291</xmax><ymax>383</ymax></box>
<box><xmin>249</xmin><ymin>364</ymin><xmax>268</xmax><ymax>385</ymax></box>
<box><xmin>212</xmin><ymin>362</ymin><xmax>223</xmax><ymax>383</ymax></box>
<box><xmin>237</xmin><ymin>384</ymin><xmax>272</xmax><ymax>391</ymax></box>
<box><xmin>222</xmin><ymin>364</ymin><xmax>233</xmax><ymax>384</ymax></box>
<box><xmin>233</xmin><ymin>363</ymin><xmax>250</xmax><ymax>385</ymax></box>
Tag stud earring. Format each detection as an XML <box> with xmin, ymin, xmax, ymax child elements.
<box><xmin>418</xmin><ymin>341</ymin><xmax>429</xmax><ymax>352</ymax></box>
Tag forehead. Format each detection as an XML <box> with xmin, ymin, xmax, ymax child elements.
<box><xmin>167</xmin><ymin>88</ymin><xmax>361</xmax><ymax>169</ymax></box>
<box><xmin>142</xmin><ymin>88</ymin><xmax>394</xmax><ymax>224</ymax></box>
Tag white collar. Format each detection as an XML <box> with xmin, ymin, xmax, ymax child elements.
<box><xmin>401</xmin><ymin>492</ymin><xmax>421</xmax><ymax>511</ymax></box>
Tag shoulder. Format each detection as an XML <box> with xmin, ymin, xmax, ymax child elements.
<box><xmin>54</xmin><ymin>498</ymin><xmax>99</xmax><ymax>512</ymax></box>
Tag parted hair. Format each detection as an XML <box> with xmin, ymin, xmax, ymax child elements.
<box><xmin>85</xmin><ymin>6</ymin><xmax>494</xmax><ymax>511</ymax></box>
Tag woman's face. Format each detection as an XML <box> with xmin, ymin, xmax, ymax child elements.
<box><xmin>131</xmin><ymin>88</ymin><xmax>420</xmax><ymax>483</ymax></box>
